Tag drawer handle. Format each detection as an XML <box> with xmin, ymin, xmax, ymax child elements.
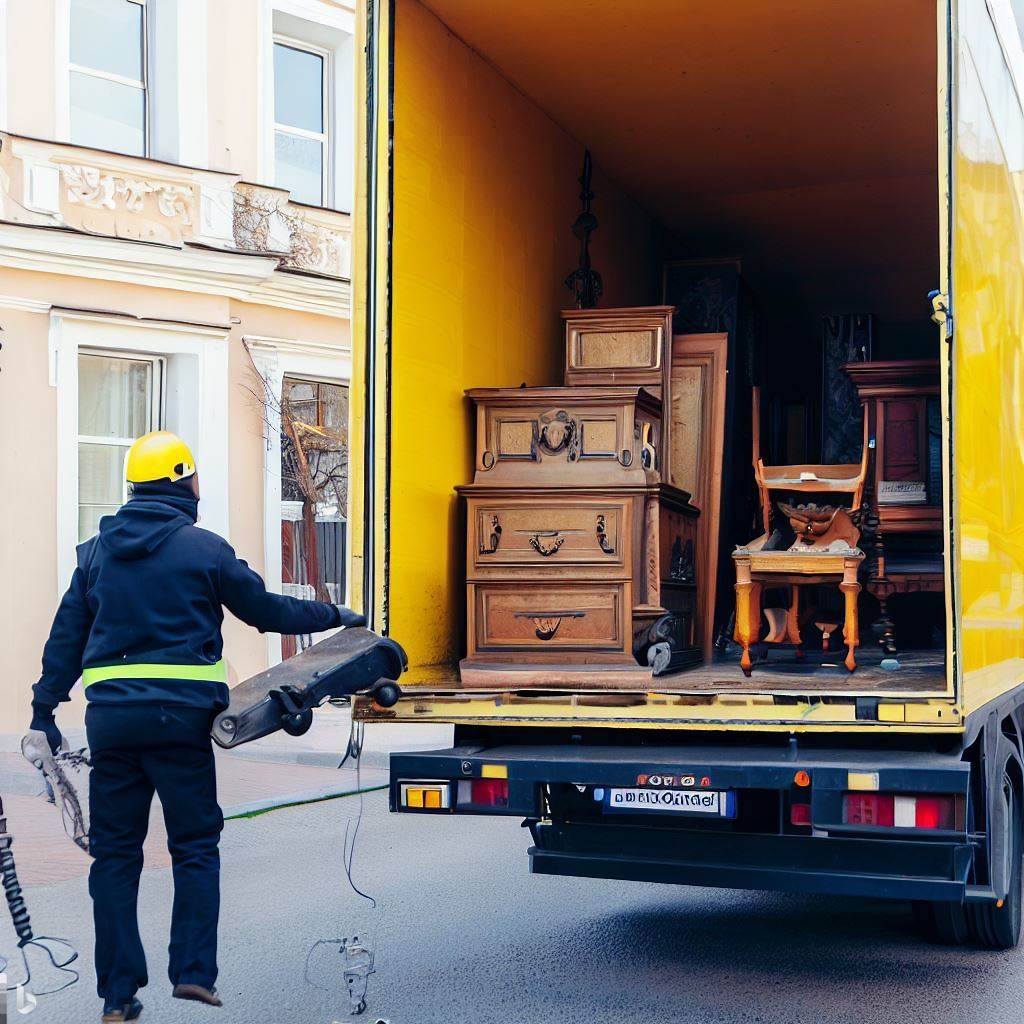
<box><xmin>514</xmin><ymin>609</ymin><xmax>586</xmax><ymax>641</ymax></box>
<box><xmin>478</xmin><ymin>515</ymin><xmax>502</xmax><ymax>554</ymax></box>
<box><xmin>596</xmin><ymin>514</ymin><xmax>615</xmax><ymax>554</ymax></box>
<box><xmin>529</xmin><ymin>532</ymin><xmax>565</xmax><ymax>557</ymax></box>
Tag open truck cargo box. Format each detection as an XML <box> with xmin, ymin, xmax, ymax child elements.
<box><xmin>351</xmin><ymin>0</ymin><xmax>1024</xmax><ymax>734</ymax></box>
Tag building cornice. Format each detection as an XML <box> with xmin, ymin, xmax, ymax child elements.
<box><xmin>0</xmin><ymin>221</ymin><xmax>351</xmax><ymax>318</ymax></box>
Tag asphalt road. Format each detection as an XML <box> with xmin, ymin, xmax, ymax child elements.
<box><xmin>9</xmin><ymin>789</ymin><xmax>1024</xmax><ymax>1024</ymax></box>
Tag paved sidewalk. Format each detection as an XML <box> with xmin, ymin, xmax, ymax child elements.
<box><xmin>1</xmin><ymin>750</ymin><xmax>387</xmax><ymax>887</ymax></box>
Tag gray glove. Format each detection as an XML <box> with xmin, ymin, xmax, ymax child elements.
<box><xmin>335</xmin><ymin>605</ymin><xmax>368</xmax><ymax>628</ymax></box>
<box><xmin>30</xmin><ymin>709</ymin><xmax>63</xmax><ymax>755</ymax></box>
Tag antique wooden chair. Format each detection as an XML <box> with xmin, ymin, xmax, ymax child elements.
<box><xmin>733</xmin><ymin>390</ymin><xmax>869</xmax><ymax>675</ymax></box>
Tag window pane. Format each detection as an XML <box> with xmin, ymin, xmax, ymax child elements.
<box><xmin>274</xmin><ymin>131</ymin><xmax>323</xmax><ymax>205</ymax></box>
<box><xmin>79</xmin><ymin>354</ymin><xmax>153</xmax><ymax>438</ymax></box>
<box><xmin>285</xmin><ymin>380</ymin><xmax>317</xmax><ymax>403</ymax></box>
<box><xmin>321</xmin><ymin>382</ymin><xmax>349</xmax><ymax>431</ymax></box>
<box><xmin>71</xmin><ymin>71</ymin><xmax>145</xmax><ymax>156</ymax></box>
<box><xmin>274</xmin><ymin>43</ymin><xmax>324</xmax><ymax>133</ymax></box>
<box><xmin>79</xmin><ymin>503</ymin><xmax>121</xmax><ymax>541</ymax></box>
<box><xmin>78</xmin><ymin>441</ymin><xmax>130</xmax><ymax>539</ymax></box>
<box><xmin>71</xmin><ymin>0</ymin><xmax>144</xmax><ymax>80</ymax></box>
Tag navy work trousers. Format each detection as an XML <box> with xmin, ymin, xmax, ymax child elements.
<box><xmin>85</xmin><ymin>704</ymin><xmax>223</xmax><ymax>1005</ymax></box>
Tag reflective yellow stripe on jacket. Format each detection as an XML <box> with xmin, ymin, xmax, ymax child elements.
<box><xmin>81</xmin><ymin>659</ymin><xmax>227</xmax><ymax>689</ymax></box>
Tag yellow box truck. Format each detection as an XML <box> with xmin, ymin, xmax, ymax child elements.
<box><xmin>349</xmin><ymin>0</ymin><xmax>1024</xmax><ymax>947</ymax></box>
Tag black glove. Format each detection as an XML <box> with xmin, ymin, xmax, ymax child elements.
<box><xmin>30</xmin><ymin>707</ymin><xmax>63</xmax><ymax>755</ymax></box>
<box><xmin>335</xmin><ymin>605</ymin><xmax>368</xmax><ymax>628</ymax></box>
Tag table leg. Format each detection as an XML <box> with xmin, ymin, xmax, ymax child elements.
<box><xmin>840</xmin><ymin>568</ymin><xmax>861</xmax><ymax>673</ymax></box>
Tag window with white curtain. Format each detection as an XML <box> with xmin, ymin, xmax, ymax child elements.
<box><xmin>273</xmin><ymin>39</ymin><xmax>330</xmax><ymax>205</ymax></box>
<box><xmin>69</xmin><ymin>0</ymin><xmax>148</xmax><ymax>156</ymax></box>
<box><xmin>77</xmin><ymin>352</ymin><xmax>163</xmax><ymax>540</ymax></box>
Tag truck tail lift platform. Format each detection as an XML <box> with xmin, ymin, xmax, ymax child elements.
<box><xmin>212</xmin><ymin>627</ymin><xmax>406</xmax><ymax>749</ymax></box>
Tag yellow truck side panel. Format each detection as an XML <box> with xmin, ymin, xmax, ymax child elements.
<box><xmin>385</xmin><ymin>0</ymin><xmax>660</xmax><ymax>670</ymax></box>
<box><xmin>953</xmin><ymin>0</ymin><xmax>1024</xmax><ymax>715</ymax></box>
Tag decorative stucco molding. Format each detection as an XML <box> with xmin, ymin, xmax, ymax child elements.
<box><xmin>233</xmin><ymin>183</ymin><xmax>350</xmax><ymax>279</ymax></box>
<box><xmin>61</xmin><ymin>164</ymin><xmax>194</xmax><ymax>223</ymax></box>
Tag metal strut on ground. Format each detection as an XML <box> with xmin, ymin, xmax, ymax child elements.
<box><xmin>21</xmin><ymin>731</ymin><xmax>91</xmax><ymax>853</ymax></box>
<box><xmin>303</xmin><ymin>714</ymin><xmax>382</xmax><ymax>1017</ymax></box>
<box><xmin>0</xmin><ymin>795</ymin><xmax>80</xmax><ymax>996</ymax></box>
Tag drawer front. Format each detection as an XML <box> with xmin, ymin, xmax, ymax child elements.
<box><xmin>469</xmin><ymin>498</ymin><xmax>630</xmax><ymax>573</ymax></box>
<box><xmin>471</xmin><ymin>583</ymin><xmax>628</xmax><ymax>655</ymax></box>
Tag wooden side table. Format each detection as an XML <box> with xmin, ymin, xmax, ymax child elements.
<box><xmin>733</xmin><ymin>547</ymin><xmax>865</xmax><ymax>676</ymax></box>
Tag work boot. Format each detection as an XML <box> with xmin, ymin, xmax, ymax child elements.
<box><xmin>101</xmin><ymin>997</ymin><xmax>143</xmax><ymax>1022</ymax></box>
<box><xmin>173</xmin><ymin>983</ymin><xmax>223</xmax><ymax>1007</ymax></box>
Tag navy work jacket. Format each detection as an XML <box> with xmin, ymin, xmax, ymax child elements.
<box><xmin>32</xmin><ymin>484</ymin><xmax>341</xmax><ymax>715</ymax></box>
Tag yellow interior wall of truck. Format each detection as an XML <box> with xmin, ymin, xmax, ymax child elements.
<box><xmin>953</xmin><ymin>0</ymin><xmax>1024</xmax><ymax>712</ymax></box>
<box><xmin>387</xmin><ymin>0</ymin><xmax>659</xmax><ymax>672</ymax></box>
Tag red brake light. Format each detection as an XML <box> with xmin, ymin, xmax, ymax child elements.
<box><xmin>470</xmin><ymin>778</ymin><xmax>509</xmax><ymax>807</ymax></box>
<box><xmin>844</xmin><ymin>793</ymin><xmax>895</xmax><ymax>827</ymax></box>
<box><xmin>914</xmin><ymin>796</ymin><xmax>955</xmax><ymax>830</ymax></box>
<box><xmin>790</xmin><ymin>802</ymin><xmax>811</xmax><ymax>826</ymax></box>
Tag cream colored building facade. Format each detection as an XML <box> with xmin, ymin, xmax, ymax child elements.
<box><xmin>0</xmin><ymin>0</ymin><xmax>356</xmax><ymax>741</ymax></box>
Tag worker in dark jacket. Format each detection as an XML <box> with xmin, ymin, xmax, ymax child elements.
<box><xmin>29</xmin><ymin>430</ymin><xmax>364</xmax><ymax>1024</ymax></box>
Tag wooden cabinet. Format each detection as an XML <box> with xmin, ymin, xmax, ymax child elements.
<box><xmin>562</xmin><ymin>306</ymin><xmax>673</xmax><ymax>395</ymax></box>
<box><xmin>842</xmin><ymin>360</ymin><xmax>942</xmax><ymax>534</ymax></box>
<box><xmin>843</xmin><ymin>359</ymin><xmax>944</xmax><ymax>662</ymax></box>
<box><xmin>458</xmin><ymin>315</ymin><xmax>701</xmax><ymax>688</ymax></box>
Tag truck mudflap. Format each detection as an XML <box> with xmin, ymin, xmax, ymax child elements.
<box><xmin>389</xmin><ymin>742</ymin><xmax>981</xmax><ymax>903</ymax></box>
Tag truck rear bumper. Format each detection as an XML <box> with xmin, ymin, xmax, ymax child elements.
<box><xmin>390</xmin><ymin>740</ymin><xmax>977</xmax><ymax>902</ymax></box>
<box><xmin>529</xmin><ymin>822</ymin><xmax>974</xmax><ymax>902</ymax></box>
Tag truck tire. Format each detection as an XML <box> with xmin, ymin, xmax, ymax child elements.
<box><xmin>968</xmin><ymin>774</ymin><xmax>1022</xmax><ymax>950</ymax></box>
<box><xmin>913</xmin><ymin>897</ymin><xmax>970</xmax><ymax>945</ymax></box>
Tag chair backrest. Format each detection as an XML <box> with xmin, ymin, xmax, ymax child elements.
<box><xmin>751</xmin><ymin>386</ymin><xmax>869</xmax><ymax>535</ymax></box>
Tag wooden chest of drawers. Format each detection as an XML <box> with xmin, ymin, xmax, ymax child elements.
<box><xmin>458</xmin><ymin>373</ymin><xmax>699</xmax><ymax>687</ymax></box>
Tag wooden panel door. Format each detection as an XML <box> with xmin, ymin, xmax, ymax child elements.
<box><xmin>669</xmin><ymin>333</ymin><xmax>728</xmax><ymax>659</ymax></box>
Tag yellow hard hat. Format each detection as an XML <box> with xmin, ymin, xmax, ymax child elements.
<box><xmin>125</xmin><ymin>430</ymin><xmax>196</xmax><ymax>484</ymax></box>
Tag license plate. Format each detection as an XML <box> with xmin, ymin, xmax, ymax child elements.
<box><xmin>603</xmin><ymin>787</ymin><xmax>736</xmax><ymax>818</ymax></box>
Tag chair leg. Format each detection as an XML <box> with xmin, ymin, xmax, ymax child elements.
<box><xmin>840</xmin><ymin>574</ymin><xmax>861</xmax><ymax>673</ymax></box>
<box><xmin>735</xmin><ymin>575</ymin><xmax>755</xmax><ymax>677</ymax></box>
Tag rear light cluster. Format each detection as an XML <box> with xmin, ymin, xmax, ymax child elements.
<box><xmin>844</xmin><ymin>792</ymin><xmax>955</xmax><ymax>830</ymax></box>
<box><xmin>459</xmin><ymin>778</ymin><xmax>509</xmax><ymax>807</ymax></box>
<box><xmin>398</xmin><ymin>777</ymin><xmax>509</xmax><ymax>810</ymax></box>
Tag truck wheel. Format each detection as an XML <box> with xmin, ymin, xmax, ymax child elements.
<box><xmin>968</xmin><ymin>774</ymin><xmax>1022</xmax><ymax>950</ymax></box>
<box><xmin>913</xmin><ymin>898</ymin><xmax>970</xmax><ymax>945</ymax></box>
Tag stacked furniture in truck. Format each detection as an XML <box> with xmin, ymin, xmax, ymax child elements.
<box><xmin>457</xmin><ymin>307</ymin><xmax>701</xmax><ymax>687</ymax></box>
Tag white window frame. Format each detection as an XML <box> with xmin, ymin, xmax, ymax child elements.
<box><xmin>67</xmin><ymin>0</ymin><xmax>151</xmax><ymax>157</ymax></box>
<box><xmin>259</xmin><ymin>0</ymin><xmax>355</xmax><ymax>212</ymax></box>
<box><xmin>272</xmin><ymin>35</ymin><xmax>332</xmax><ymax>206</ymax></box>
<box><xmin>245</xmin><ymin>334</ymin><xmax>351</xmax><ymax>666</ymax></box>
<box><xmin>55</xmin><ymin>0</ymin><xmax>210</xmax><ymax>166</ymax></box>
<box><xmin>51</xmin><ymin>311</ymin><xmax>230</xmax><ymax>592</ymax></box>
<box><xmin>76</xmin><ymin>348</ymin><xmax>165</xmax><ymax>539</ymax></box>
